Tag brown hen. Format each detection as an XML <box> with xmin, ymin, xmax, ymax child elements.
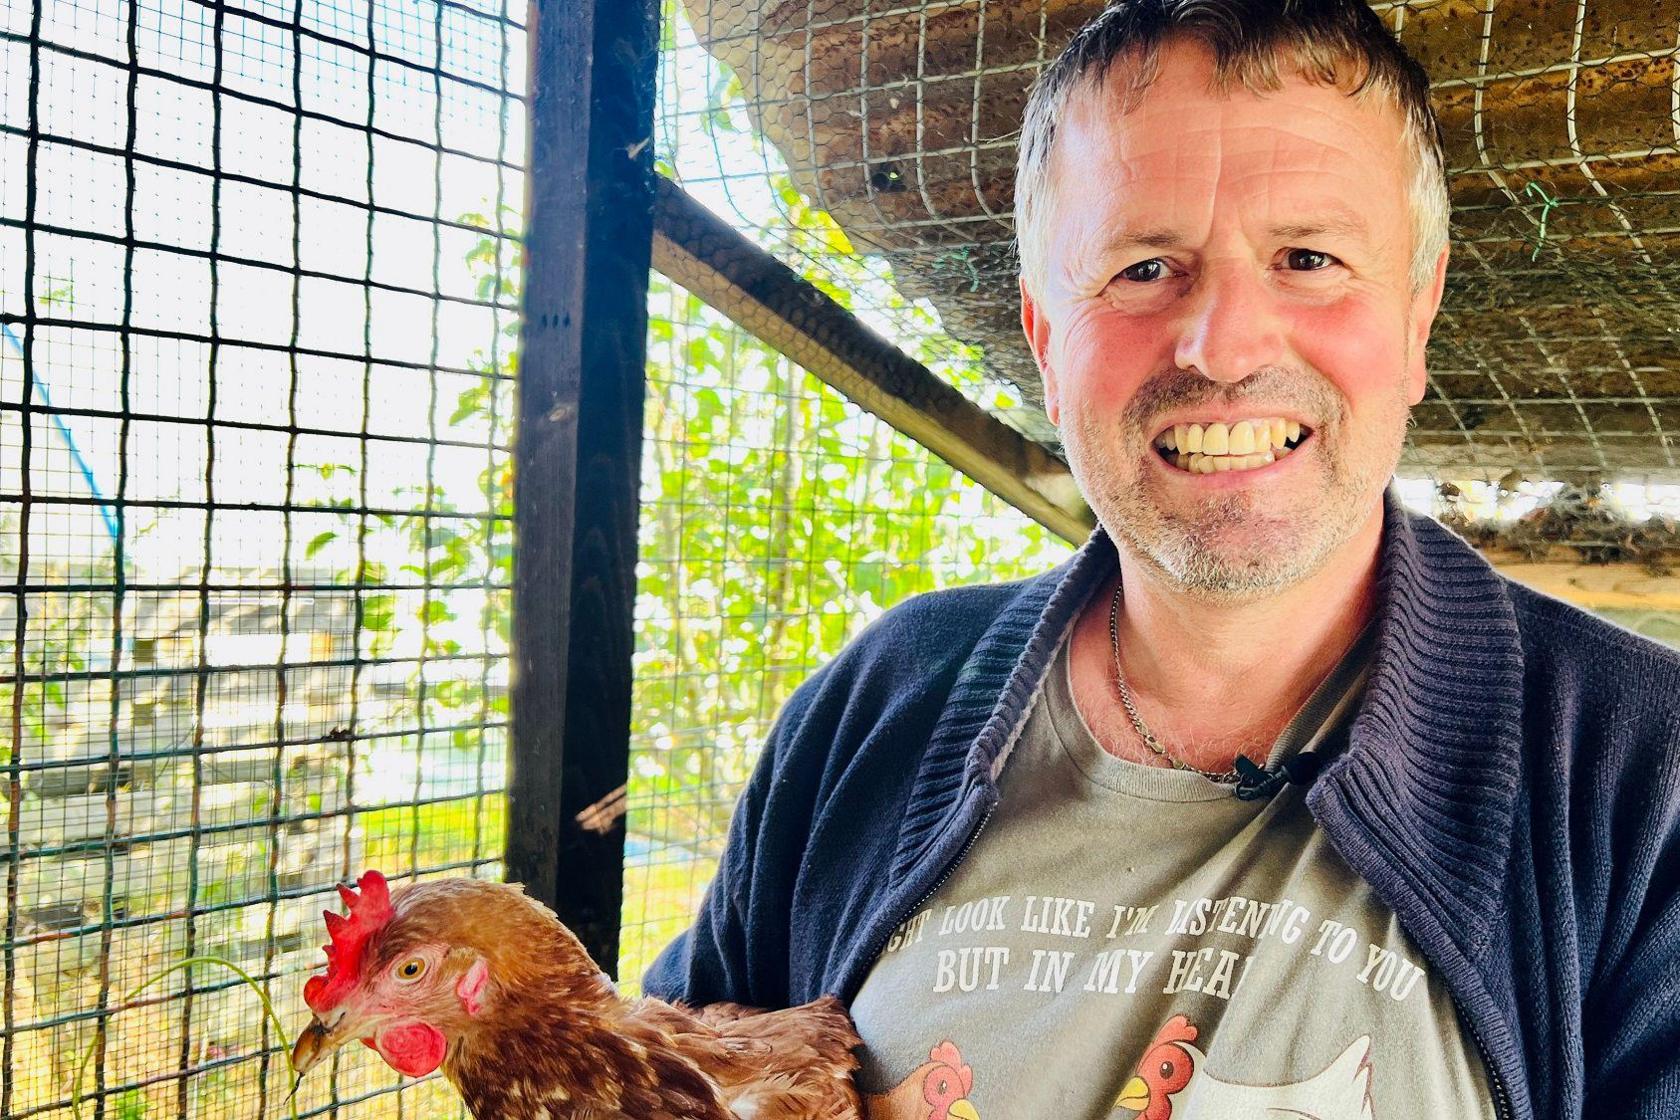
<box><xmin>290</xmin><ymin>871</ymin><xmax>862</xmax><ymax>1120</ymax></box>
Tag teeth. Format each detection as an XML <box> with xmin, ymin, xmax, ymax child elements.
<box><xmin>1159</xmin><ymin>417</ymin><xmax>1306</xmax><ymax>469</ymax></box>
<box><xmin>1179</xmin><ymin>449</ymin><xmax>1278</xmax><ymax>475</ymax></box>
<box><xmin>1228</xmin><ymin>421</ymin><xmax>1256</xmax><ymax>455</ymax></box>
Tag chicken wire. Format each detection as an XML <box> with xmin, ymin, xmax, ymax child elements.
<box><xmin>1</xmin><ymin>1</ymin><xmax>522</xmax><ymax>1118</ymax></box>
<box><xmin>660</xmin><ymin>0</ymin><xmax>1680</xmax><ymax>487</ymax></box>
<box><xmin>618</xmin><ymin>270</ymin><xmax>1076</xmax><ymax>987</ymax></box>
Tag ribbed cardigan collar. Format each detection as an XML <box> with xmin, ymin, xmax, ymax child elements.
<box><xmin>885</xmin><ymin>487</ymin><xmax>1527</xmax><ymax>1050</ymax></box>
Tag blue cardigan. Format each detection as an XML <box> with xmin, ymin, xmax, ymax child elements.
<box><xmin>644</xmin><ymin>489</ymin><xmax>1680</xmax><ymax>1120</ymax></box>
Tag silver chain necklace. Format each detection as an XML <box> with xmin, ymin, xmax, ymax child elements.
<box><xmin>1107</xmin><ymin>583</ymin><xmax>1241</xmax><ymax>784</ymax></box>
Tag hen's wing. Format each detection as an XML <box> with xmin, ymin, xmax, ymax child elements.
<box><xmin>691</xmin><ymin>1001</ymin><xmax>765</xmax><ymax>1028</ymax></box>
<box><xmin>629</xmin><ymin>996</ymin><xmax>863</xmax><ymax>1120</ymax></box>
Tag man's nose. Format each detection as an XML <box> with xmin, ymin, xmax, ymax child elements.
<box><xmin>1171</xmin><ymin>262</ymin><xmax>1289</xmax><ymax>384</ymax></box>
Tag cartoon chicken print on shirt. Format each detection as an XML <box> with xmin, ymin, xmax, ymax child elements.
<box><xmin>865</xmin><ymin>1040</ymin><xmax>980</xmax><ymax>1120</ymax></box>
<box><xmin>1114</xmin><ymin>1015</ymin><xmax>1375</xmax><ymax>1120</ymax></box>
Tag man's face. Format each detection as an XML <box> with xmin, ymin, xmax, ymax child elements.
<box><xmin>1021</xmin><ymin>40</ymin><xmax>1447</xmax><ymax>600</ymax></box>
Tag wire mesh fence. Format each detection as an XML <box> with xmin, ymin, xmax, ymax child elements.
<box><xmin>616</xmin><ymin>0</ymin><xmax>1100</xmax><ymax>987</ymax></box>
<box><xmin>619</xmin><ymin>267</ymin><xmax>1076</xmax><ymax>986</ymax></box>
<box><xmin>2</xmin><ymin>0</ymin><xmax>523</xmax><ymax>1116</ymax></box>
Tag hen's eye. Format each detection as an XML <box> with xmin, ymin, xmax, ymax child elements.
<box><xmin>1159</xmin><ymin>1060</ymin><xmax>1175</xmax><ymax>1079</ymax></box>
<box><xmin>1117</xmin><ymin>259</ymin><xmax>1167</xmax><ymax>283</ymax></box>
<box><xmin>396</xmin><ymin>958</ymin><xmax>427</xmax><ymax>981</ymax></box>
<box><xmin>1285</xmin><ymin>248</ymin><xmax>1334</xmax><ymax>271</ymax></box>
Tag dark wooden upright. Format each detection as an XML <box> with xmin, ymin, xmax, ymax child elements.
<box><xmin>509</xmin><ymin>0</ymin><xmax>658</xmax><ymax>974</ymax></box>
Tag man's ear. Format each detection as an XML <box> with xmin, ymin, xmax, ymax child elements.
<box><xmin>1405</xmin><ymin>244</ymin><xmax>1450</xmax><ymax>406</ymax></box>
<box><xmin>1019</xmin><ymin>275</ymin><xmax>1060</xmax><ymax>425</ymax></box>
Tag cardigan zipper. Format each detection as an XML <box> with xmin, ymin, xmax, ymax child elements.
<box><xmin>849</xmin><ymin>801</ymin><xmax>997</xmax><ymax>999</ymax></box>
<box><xmin>1452</xmin><ymin>991</ymin><xmax>1515</xmax><ymax>1120</ymax></box>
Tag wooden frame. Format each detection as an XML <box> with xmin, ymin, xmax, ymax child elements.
<box><xmin>508</xmin><ymin>0</ymin><xmax>659</xmax><ymax>972</ymax></box>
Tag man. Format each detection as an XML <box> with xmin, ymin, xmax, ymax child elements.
<box><xmin>645</xmin><ymin>3</ymin><xmax>1680</xmax><ymax>1117</ymax></box>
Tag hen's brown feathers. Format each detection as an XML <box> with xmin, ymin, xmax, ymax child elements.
<box><xmin>375</xmin><ymin>877</ymin><xmax>862</xmax><ymax>1120</ymax></box>
<box><xmin>625</xmin><ymin>996</ymin><xmax>863</xmax><ymax>1120</ymax></box>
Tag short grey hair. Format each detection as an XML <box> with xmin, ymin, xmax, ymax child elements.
<box><xmin>1014</xmin><ymin>0</ymin><xmax>1450</xmax><ymax>300</ymax></box>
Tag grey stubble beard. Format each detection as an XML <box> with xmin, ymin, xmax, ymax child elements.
<box><xmin>1061</xmin><ymin>365</ymin><xmax>1410</xmax><ymax>602</ymax></box>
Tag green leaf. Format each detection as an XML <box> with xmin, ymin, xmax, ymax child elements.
<box><xmin>362</xmin><ymin>594</ymin><xmax>396</xmax><ymax>633</ymax></box>
<box><xmin>304</xmin><ymin>531</ymin><xmax>336</xmax><ymax>558</ymax></box>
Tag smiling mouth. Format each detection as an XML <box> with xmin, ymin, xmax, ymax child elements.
<box><xmin>1152</xmin><ymin>417</ymin><xmax>1311</xmax><ymax>474</ymax></box>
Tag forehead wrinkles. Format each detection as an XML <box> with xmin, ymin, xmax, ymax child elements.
<box><xmin>1054</xmin><ymin>76</ymin><xmax>1210</xmax><ymax>182</ymax></box>
<box><xmin>1067</xmin><ymin>88</ymin><xmax>1386</xmax><ymax>204</ymax></box>
<box><xmin>1050</xmin><ymin>61</ymin><xmax>1405</xmax><ymax>224</ymax></box>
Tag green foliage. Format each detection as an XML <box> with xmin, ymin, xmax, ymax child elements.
<box><xmin>71</xmin><ymin>955</ymin><xmax>300</xmax><ymax>1120</ymax></box>
<box><xmin>633</xmin><ymin>271</ymin><xmax>1069</xmax><ymax>828</ymax></box>
<box><xmin>618</xmin><ymin>24</ymin><xmax>1077</xmax><ymax>985</ymax></box>
<box><xmin>0</xmin><ymin>529</ymin><xmax>105</xmax><ymax>746</ymax></box>
<box><xmin>354</xmin><ymin>178</ymin><xmax>1052</xmax><ymax>818</ymax></box>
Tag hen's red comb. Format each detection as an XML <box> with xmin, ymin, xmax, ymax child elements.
<box><xmin>303</xmin><ymin>870</ymin><xmax>393</xmax><ymax>1015</ymax></box>
<box><xmin>928</xmin><ymin>1041</ymin><xmax>973</xmax><ymax>1093</ymax></box>
<box><xmin>1149</xmin><ymin>1014</ymin><xmax>1199</xmax><ymax>1049</ymax></box>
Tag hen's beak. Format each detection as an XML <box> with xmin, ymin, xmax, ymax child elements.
<box><xmin>1115</xmin><ymin>1075</ymin><xmax>1151</xmax><ymax>1112</ymax></box>
<box><xmin>292</xmin><ymin>1020</ymin><xmax>330</xmax><ymax>1074</ymax></box>
<box><xmin>291</xmin><ymin>1020</ymin><xmax>334</xmax><ymax>1076</ymax></box>
<box><xmin>947</xmin><ymin>1100</ymin><xmax>979</xmax><ymax>1120</ymax></box>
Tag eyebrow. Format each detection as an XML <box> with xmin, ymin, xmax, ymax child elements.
<box><xmin>1269</xmin><ymin>212</ymin><xmax>1372</xmax><ymax>242</ymax></box>
<box><xmin>1099</xmin><ymin>227</ymin><xmax>1188</xmax><ymax>254</ymax></box>
<box><xmin>1095</xmin><ymin>210</ymin><xmax>1373</xmax><ymax>258</ymax></box>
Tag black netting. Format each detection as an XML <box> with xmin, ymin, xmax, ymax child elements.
<box><xmin>1</xmin><ymin>2</ymin><xmax>522</xmax><ymax>1116</ymax></box>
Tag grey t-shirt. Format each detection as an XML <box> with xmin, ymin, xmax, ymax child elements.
<box><xmin>849</xmin><ymin>616</ymin><xmax>1496</xmax><ymax>1120</ymax></box>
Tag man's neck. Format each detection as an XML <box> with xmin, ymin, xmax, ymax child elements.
<box><xmin>1070</xmin><ymin>503</ymin><xmax>1385</xmax><ymax>773</ymax></box>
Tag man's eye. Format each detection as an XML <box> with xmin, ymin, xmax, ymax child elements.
<box><xmin>1285</xmin><ymin>248</ymin><xmax>1335</xmax><ymax>271</ymax></box>
<box><xmin>1117</xmin><ymin>259</ymin><xmax>1168</xmax><ymax>283</ymax></box>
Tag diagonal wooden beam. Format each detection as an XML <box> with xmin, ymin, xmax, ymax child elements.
<box><xmin>651</xmin><ymin>177</ymin><xmax>1095</xmax><ymax>545</ymax></box>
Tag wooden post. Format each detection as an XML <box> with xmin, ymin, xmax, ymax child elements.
<box><xmin>508</xmin><ymin>0</ymin><xmax>658</xmax><ymax>973</ymax></box>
